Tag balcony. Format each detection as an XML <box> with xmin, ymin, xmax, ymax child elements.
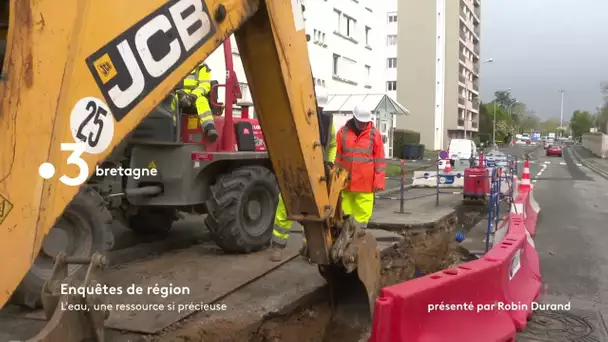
<box><xmin>458</xmin><ymin>119</ymin><xmax>465</xmax><ymax>127</ymax></box>
<box><xmin>474</xmin><ymin>44</ymin><xmax>480</xmax><ymax>55</ymax></box>
<box><xmin>459</xmin><ymin>74</ymin><xmax>466</xmax><ymax>84</ymax></box>
<box><xmin>474</xmin><ymin>6</ymin><xmax>480</xmax><ymax>18</ymax></box>
<box><xmin>459</xmin><ymin>30</ymin><xmax>466</xmax><ymax>41</ymax></box>
<box><xmin>459</xmin><ymin>52</ymin><xmax>466</xmax><ymax>63</ymax></box>
<box><xmin>473</xmin><ymin>80</ymin><xmax>479</xmax><ymax>92</ymax></box>
<box><xmin>472</xmin><ymin>121</ymin><xmax>478</xmax><ymax>129</ymax></box>
<box><xmin>474</xmin><ymin>25</ymin><xmax>480</xmax><ymax>36</ymax></box>
<box><xmin>458</xmin><ymin>96</ymin><xmax>466</xmax><ymax>106</ymax></box>
<box><xmin>473</xmin><ymin>63</ymin><xmax>480</xmax><ymax>74</ymax></box>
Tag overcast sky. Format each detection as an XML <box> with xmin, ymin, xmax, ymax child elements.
<box><xmin>479</xmin><ymin>0</ymin><xmax>608</xmax><ymax>121</ymax></box>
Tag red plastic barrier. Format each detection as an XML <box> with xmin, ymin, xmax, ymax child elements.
<box><xmin>509</xmin><ymin>214</ymin><xmax>541</xmax><ymax>281</ymax></box>
<box><xmin>524</xmin><ymin>192</ymin><xmax>539</xmax><ymax>236</ymax></box>
<box><xmin>484</xmin><ymin>220</ymin><xmax>542</xmax><ymax>331</ymax></box>
<box><xmin>369</xmin><ymin>259</ymin><xmax>517</xmax><ymax>342</ymax></box>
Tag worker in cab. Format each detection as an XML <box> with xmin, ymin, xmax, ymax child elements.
<box><xmin>270</xmin><ymin>85</ymin><xmax>336</xmax><ymax>262</ymax></box>
<box><xmin>173</xmin><ymin>62</ymin><xmax>219</xmax><ymax>142</ymax></box>
<box><xmin>334</xmin><ymin>103</ymin><xmax>386</xmax><ymax>228</ymax></box>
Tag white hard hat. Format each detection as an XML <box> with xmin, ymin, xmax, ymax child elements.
<box><xmin>315</xmin><ymin>86</ymin><xmax>328</xmax><ymax>108</ymax></box>
<box><xmin>353</xmin><ymin>103</ymin><xmax>373</xmax><ymax>123</ymax></box>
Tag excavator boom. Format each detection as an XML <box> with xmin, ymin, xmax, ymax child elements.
<box><xmin>0</xmin><ymin>0</ymin><xmax>379</xmax><ymax>326</ymax></box>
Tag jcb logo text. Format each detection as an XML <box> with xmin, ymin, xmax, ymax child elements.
<box><xmin>86</xmin><ymin>0</ymin><xmax>216</xmax><ymax>121</ymax></box>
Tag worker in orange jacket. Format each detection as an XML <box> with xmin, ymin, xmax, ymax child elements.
<box><xmin>334</xmin><ymin>103</ymin><xmax>386</xmax><ymax>227</ymax></box>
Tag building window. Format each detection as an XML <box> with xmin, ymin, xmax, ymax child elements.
<box><xmin>387</xmin><ymin>58</ymin><xmax>397</xmax><ymax>68</ymax></box>
<box><xmin>386</xmin><ymin>81</ymin><xmax>397</xmax><ymax>91</ymax></box>
<box><xmin>365</xmin><ymin>26</ymin><xmax>371</xmax><ymax>45</ymax></box>
<box><xmin>387</xmin><ymin>35</ymin><xmax>397</xmax><ymax>46</ymax></box>
<box><xmin>333</xmin><ymin>9</ymin><xmax>341</xmax><ymax>31</ymax></box>
<box><xmin>344</xmin><ymin>14</ymin><xmax>356</xmax><ymax>38</ymax></box>
<box><xmin>313</xmin><ymin>29</ymin><xmax>326</xmax><ymax>45</ymax></box>
<box><xmin>365</xmin><ymin>65</ymin><xmax>371</xmax><ymax>85</ymax></box>
<box><xmin>333</xmin><ymin>54</ymin><xmax>340</xmax><ymax>76</ymax></box>
<box><xmin>388</xmin><ymin>14</ymin><xmax>397</xmax><ymax>23</ymax></box>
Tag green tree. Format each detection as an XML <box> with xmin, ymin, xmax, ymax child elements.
<box><xmin>539</xmin><ymin>118</ymin><xmax>560</xmax><ymax>134</ymax></box>
<box><xmin>569</xmin><ymin>110</ymin><xmax>595</xmax><ymax>138</ymax></box>
<box><xmin>479</xmin><ymin>101</ymin><xmax>513</xmax><ymax>141</ymax></box>
<box><xmin>494</xmin><ymin>90</ymin><xmax>517</xmax><ymax>109</ymax></box>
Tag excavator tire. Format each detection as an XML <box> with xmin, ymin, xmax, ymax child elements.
<box><xmin>126</xmin><ymin>207</ymin><xmax>178</xmax><ymax>235</ymax></box>
<box><xmin>10</xmin><ymin>187</ymin><xmax>115</xmax><ymax>309</ymax></box>
<box><xmin>205</xmin><ymin>165</ymin><xmax>278</xmax><ymax>253</ymax></box>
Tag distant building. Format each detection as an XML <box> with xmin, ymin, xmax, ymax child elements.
<box><xmin>396</xmin><ymin>0</ymin><xmax>482</xmax><ymax>150</ymax></box>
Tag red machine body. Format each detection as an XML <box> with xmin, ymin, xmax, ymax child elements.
<box><xmin>179</xmin><ymin>39</ymin><xmax>266</xmax><ymax>152</ymax></box>
<box><xmin>463</xmin><ymin>167</ymin><xmax>490</xmax><ymax>199</ymax></box>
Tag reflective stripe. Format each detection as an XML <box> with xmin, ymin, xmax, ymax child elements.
<box><xmin>341</xmin><ymin>127</ymin><xmax>375</xmax><ymax>154</ymax></box>
<box><xmin>336</xmin><ymin>153</ymin><xmax>374</xmax><ymax>163</ymax></box>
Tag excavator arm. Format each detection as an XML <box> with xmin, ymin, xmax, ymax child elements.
<box><xmin>0</xmin><ymin>0</ymin><xmax>380</xmax><ymax>332</ymax></box>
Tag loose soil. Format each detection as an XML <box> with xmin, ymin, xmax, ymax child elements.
<box><xmin>244</xmin><ymin>205</ymin><xmax>486</xmax><ymax>342</ymax></box>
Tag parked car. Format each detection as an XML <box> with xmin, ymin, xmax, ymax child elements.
<box><xmin>546</xmin><ymin>144</ymin><xmax>563</xmax><ymax>157</ymax></box>
<box><xmin>543</xmin><ymin>139</ymin><xmax>554</xmax><ymax>149</ymax></box>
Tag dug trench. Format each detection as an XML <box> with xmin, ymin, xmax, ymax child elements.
<box><xmin>153</xmin><ymin>203</ymin><xmax>487</xmax><ymax>342</ymax></box>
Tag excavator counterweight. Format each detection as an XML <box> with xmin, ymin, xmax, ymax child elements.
<box><xmin>0</xmin><ymin>0</ymin><xmax>381</xmax><ymax>339</ymax></box>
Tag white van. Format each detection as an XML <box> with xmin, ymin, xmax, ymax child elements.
<box><xmin>439</xmin><ymin>139</ymin><xmax>478</xmax><ymax>169</ymax></box>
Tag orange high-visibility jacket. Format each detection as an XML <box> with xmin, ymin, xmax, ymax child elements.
<box><xmin>335</xmin><ymin>120</ymin><xmax>386</xmax><ymax>192</ymax></box>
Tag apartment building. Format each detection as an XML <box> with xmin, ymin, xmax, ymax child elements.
<box><xmin>385</xmin><ymin>3</ymin><xmax>398</xmax><ymax>100</ymax></box>
<box><xmin>204</xmin><ymin>0</ymin><xmax>387</xmax><ymax>112</ymax></box>
<box><xmin>396</xmin><ymin>0</ymin><xmax>482</xmax><ymax>150</ymax></box>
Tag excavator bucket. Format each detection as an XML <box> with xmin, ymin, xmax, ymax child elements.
<box><xmin>24</xmin><ymin>252</ymin><xmax>109</xmax><ymax>342</ymax></box>
<box><xmin>319</xmin><ymin>217</ymin><xmax>381</xmax><ymax>326</ymax></box>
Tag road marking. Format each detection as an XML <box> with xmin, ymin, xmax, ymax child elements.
<box><xmin>559</xmin><ymin>162</ymin><xmax>566</xmax><ymax>165</ymax></box>
<box><xmin>577</xmin><ymin>163</ymin><xmax>582</xmax><ymax>167</ymax></box>
<box><xmin>532</xmin><ymin>180</ymin><xmax>537</xmax><ymax>183</ymax></box>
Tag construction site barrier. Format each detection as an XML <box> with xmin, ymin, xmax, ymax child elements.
<box><xmin>369</xmin><ymin>161</ymin><xmax>542</xmax><ymax>342</ymax></box>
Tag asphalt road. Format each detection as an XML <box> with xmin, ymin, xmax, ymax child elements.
<box><xmin>502</xmin><ymin>145</ymin><xmax>608</xmax><ymax>341</ymax></box>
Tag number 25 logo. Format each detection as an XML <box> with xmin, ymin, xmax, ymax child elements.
<box><xmin>69</xmin><ymin>97</ymin><xmax>115</xmax><ymax>155</ymax></box>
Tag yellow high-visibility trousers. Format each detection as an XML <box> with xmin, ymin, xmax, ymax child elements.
<box><xmin>271</xmin><ymin>194</ymin><xmax>293</xmax><ymax>247</ymax></box>
<box><xmin>271</xmin><ymin>190</ymin><xmax>374</xmax><ymax>248</ymax></box>
<box><xmin>341</xmin><ymin>190</ymin><xmax>374</xmax><ymax>227</ymax></box>
<box><xmin>171</xmin><ymin>94</ymin><xmax>215</xmax><ymax>129</ymax></box>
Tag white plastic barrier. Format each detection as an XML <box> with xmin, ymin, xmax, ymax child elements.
<box><xmin>411</xmin><ymin>171</ymin><xmax>464</xmax><ymax>188</ymax></box>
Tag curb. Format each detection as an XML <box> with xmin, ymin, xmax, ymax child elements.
<box><xmin>569</xmin><ymin>146</ymin><xmax>608</xmax><ymax>180</ymax></box>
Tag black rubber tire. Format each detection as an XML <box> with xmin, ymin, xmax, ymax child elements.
<box><xmin>205</xmin><ymin>165</ymin><xmax>279</xmax><ymax>253</ymax></box>
<box><xmin>126</xmin><ymin>208</ymin><xmax>177</xmax><ymax>235</ymax></box>
<box><xmin>10</xmin><ymin>187</ymin><xmax>114</xmax><ymax>308</ymax></box>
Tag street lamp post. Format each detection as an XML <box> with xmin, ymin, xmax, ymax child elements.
<box><xmin>559</xmin><ymin>89</ymin><xmax>565</xmax><ymax>138</ymax></box>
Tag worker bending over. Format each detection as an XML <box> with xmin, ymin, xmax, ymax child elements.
<box><xmin>174</xmin><ymin>62</ymin><xmax>219</xmax><ymax>142</ymax></box>
<box><xmin>334</xmin><ymin>103</ymin><xmax>386</xmax><ymax>228</ymax></box>
<box><xmin>270</xmin><ymin>86</ymin><xmax>336</xmax><ymax>262</ymax></box>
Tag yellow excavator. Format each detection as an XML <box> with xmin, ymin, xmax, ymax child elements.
<box><xmin>0</xmin><ymin>0</ymin><xmax>381</xmax><ymax>340</ymax></box>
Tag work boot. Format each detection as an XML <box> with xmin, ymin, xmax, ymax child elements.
<box><xmin>270</xmin><ymin>243</ymin><xmax>285</xmax><ymax>262</ymax></box>
<box><xmin>204</xmin><ymin>125</ymin><xmax>219</xmax><ymax>143</ymax></box>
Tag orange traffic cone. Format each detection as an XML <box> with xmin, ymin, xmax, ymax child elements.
<box><xmin>444</xmin><ymin>159</ymin><xmax>453</xmax><ymax>173</ymax></box>
<box><xmin>519</xmin><ymin>160</ymin><xmax>531</xmax><ymax>191</ymax></box>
